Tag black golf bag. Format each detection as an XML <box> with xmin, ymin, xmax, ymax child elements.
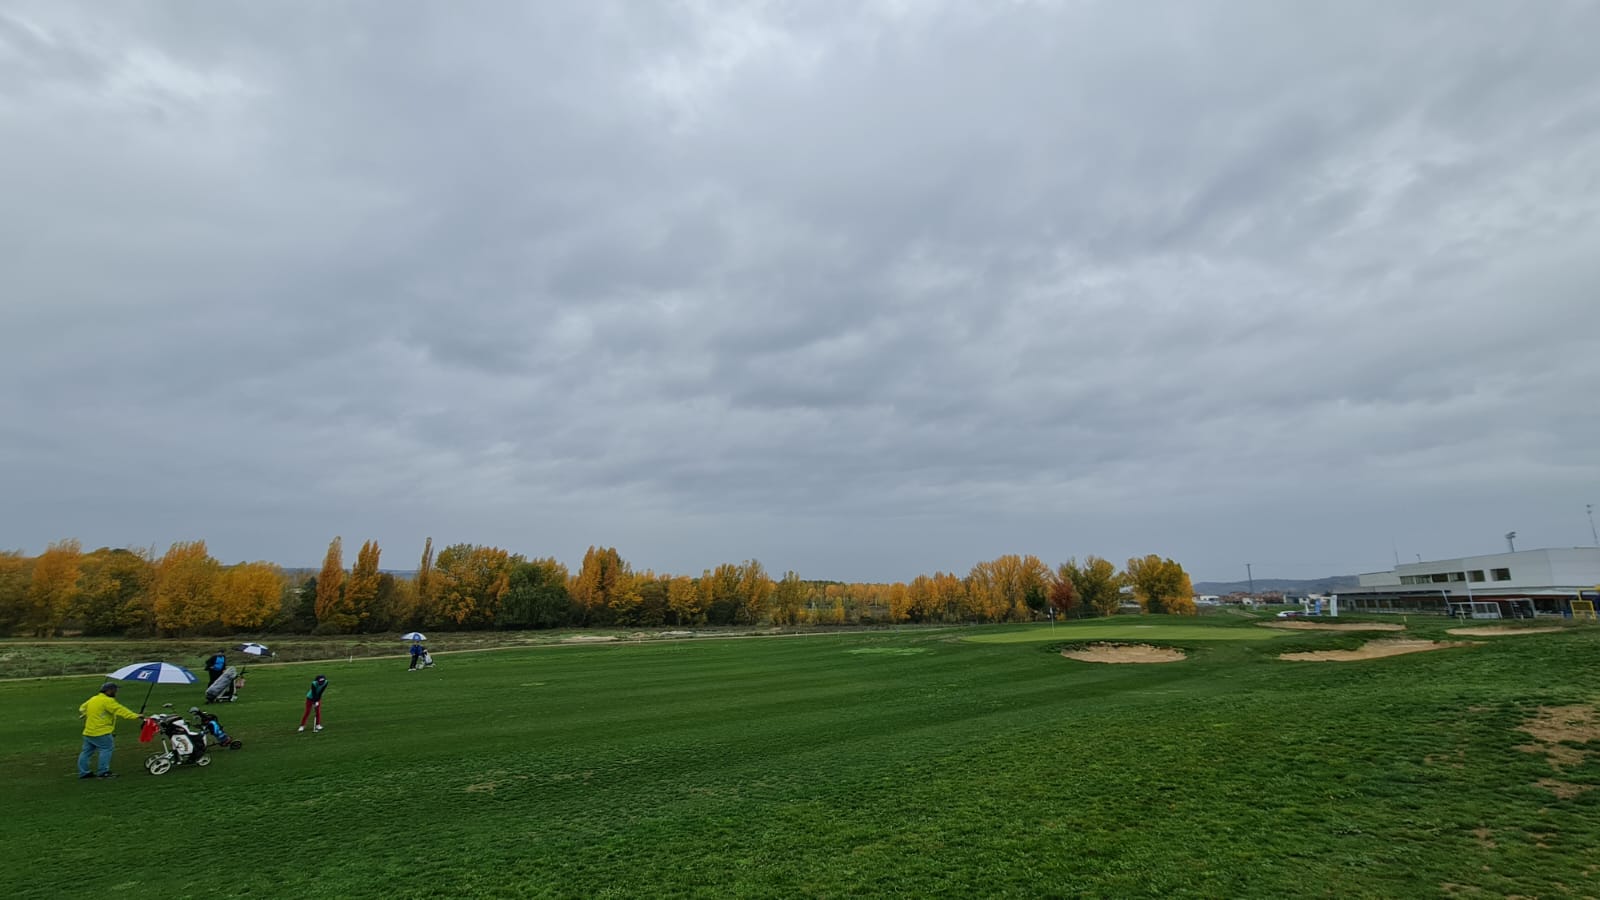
<box><xmin>195</xmin><ymin>709</ymin><xmax>243</xmax><ymax>750</ymax></box>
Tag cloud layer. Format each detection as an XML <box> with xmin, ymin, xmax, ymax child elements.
<box><xmin>4</xmin><ymin>1</ymin><xmax>1598</xmax><ymax>581</ymax></box>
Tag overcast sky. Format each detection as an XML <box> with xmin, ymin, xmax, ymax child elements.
<box><xmin>3</xmin><ymin>1</ymin><xmax>1598</xmax><ymax>584</ymax></box>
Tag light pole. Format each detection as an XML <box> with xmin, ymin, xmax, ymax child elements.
<box><xmin>1505</xmin><ymin>531</ymin><xmax>1517</xmax><ymax>553</ymax></box>
<box><xmin>1588</xmin><ymin>504</ymin><xmax>1598</xmax><ymax>547</ymax></box>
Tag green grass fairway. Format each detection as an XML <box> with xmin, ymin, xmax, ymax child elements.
<box><xmin>967</xmin><ymin>615</ymin><xmax>1284</xmax><ymax>643</ymax></box>
<box><xmin>4</xmin><ymin>620</ymin><xmax>1599</xmax><ymax>898</ymax></box>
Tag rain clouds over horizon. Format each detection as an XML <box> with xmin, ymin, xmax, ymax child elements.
<box><xmin>3</xmin><ymin>1</ymin><xmax>1598</xmax><ymax>583</ymax></box>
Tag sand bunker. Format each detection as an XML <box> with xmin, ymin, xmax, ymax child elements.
<box><xmin>1447</xmin><ymin>625</ymin><xmax>1563</xmax><ymax>636</ymax></box>
<box><xmin>1061</xmin><ymin>643</ymin><xmax>1186</xmax><ymax>664</ymax></box>
<box><xmin>1260</xmin><ymin>621</ymin><xmax>1406</xmax><ymax>632</ymax></box>
<box><xmin>1278</xmin><ymin>639</ymin><xmax>1470</xmax><ymax>661</ymax></box>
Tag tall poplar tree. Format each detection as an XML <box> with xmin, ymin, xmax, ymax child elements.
<box><xmin>315</xmin><ymin>537</ymin><xmax>347</xmax><ymax>630</ymax></box>
<box><xmin>344</xmin><ymin>540</ymin><xmax>382</xmax><ymax>630</ymax></box>
<box><xmin>415</xmin><ymin>537</ymin><xmax>435</xmax><ymax>623</ymax></box>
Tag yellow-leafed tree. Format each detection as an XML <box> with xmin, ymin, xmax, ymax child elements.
<box><xmin>343</xmin><ymin>540</ymin><xmax>382</xmax><ymax>630</ymax></box>
<box><xmin>570</xmin><ymin>546</ymin><xmax>634</xmax><ymax>626</ymax></box>
<box><xmin>1060</xmin><ymin>556</ymin><xmax>1124</xmax><ymax>617</ymax></box>
<box><xmin>25</xmin><ymin>539</ymin><xmax>82</xmax><ymax>636</ymax></box>
<box><xmin>75</xmin><ymin>547</ymin><xmax>156</xmax><ymax>635</ymax></box>
<box><xmin>218</xmin><ymin>562</ymin><xmax>285</xmax><ymax>630</ymax></box>
<box><xmin>770</xmin><ymin>571</ymin><xmax>806</xmax><ymax>626</ymax></box>
<box><xmin>1126</xmin><ymin>555</ymin><xmax>1197</xmax><ymax>615</ymax></box>
<box><xmin>667</xmin><ymin>575</ymin><xmax>704</xmax><ymax>625</ymax></box>
<box><xmin>738</xmin><ymin>559</ymin><xmax>773</xmax><ymax>625</ymax></box>
<box><xmin>153</xmin><ymin>541</ymin><xmax>221</xmax><ymax>633</ymax></box>
<box><xmin>990</xmin><ymin>553</ymin><xmax>1051</xmax><ymax>621</ymax></box>
<box><xmin>930</xmin><ymin>571</ymin><xmax>968</xmax><ymax>621</ymax></box>
<box><xmin>431</xmin><ymin>543</ymin><xmax>515</xmax><ymax>628</ymax></box>
<box><xmin>315</xmin><ymin>537</ymin><xmax>346</xmax><ymax>629</ymax></box>
<box><xmin>415</xmin><ymin>537</ymin><xmax>434</xmax><ymax>620</ymax></box>
<box><xmin>0</xmin><ymin>550</ymin><xmax>32</xmax><ymax>636</ymax></box>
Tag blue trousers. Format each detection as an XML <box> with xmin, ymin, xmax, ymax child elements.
<box><xmin>78</xmin><ymin>734</ymin><xmax>115</xmax><ymax>776</ymax></box>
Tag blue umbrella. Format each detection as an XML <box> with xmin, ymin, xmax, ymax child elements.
<box><xmin>400</xmin><ymin>632</ymin><xmax>426</xmax><ymax>641</ymax></box>
<box><xmin>107</xmin><ymin>662</ymin><xmax>198</xmax><ymax>713</ymax></box>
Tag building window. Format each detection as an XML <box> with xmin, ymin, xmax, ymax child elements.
<box><xmin>1469</xmin><ymin>570</ymin><xmax>1485</xmax><ymax>582</ymax></box>
<box><xmin>1448</xmin><ymin>572</ymin><xmax>1465</xmax><ymax>582</ymax></box>
<box><xmin>1492</xmin><ymin>568</ymin><xmax>1511</xmax><ymax>581</ymax></box>
<box><xmin>1431</xmin><ymin>573</ymin><xmax>1450</xmax><ymax>583</ymax></box>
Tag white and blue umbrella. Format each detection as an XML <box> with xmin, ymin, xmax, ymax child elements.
<box><xmin>107</xmin><ymin>661</ymin><xmax>198</xmax><ymax>713</ymax></box>
<box><xmin>237</xmin><ymin>643</ymin><xmax>272</xmax><ymax>657</ymax></box>
<box><xmin>400</xmin><ymin>632</ymin><xmax>426</xmax><ymax>641</ymax></box>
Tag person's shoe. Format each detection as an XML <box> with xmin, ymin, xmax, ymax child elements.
<box><xmin>297</xmin><ymin>726</ymin><xmax>304</xmax><ymax>732</ymax></box>
<box><xmin>79</xmin><ymin>773</ymin><xmax>95</xmax><ymax>779</ymax></box>
<box><xmin>314</xmin><ymin>725</ymin><xmax>323</xmax><ymax>732</ymax></box>
<box><xmin>97</xmin><ymin>772</ymin><xmax>118</xmax><ymax>778</ymax></box>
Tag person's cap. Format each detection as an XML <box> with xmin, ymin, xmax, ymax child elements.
<box><xmin>314</xmin><ymin>674</ymin><xmax>326</xmax><ymax>682</ymax></box>
<box><xmin>100</xmin><ymin>682</ymin><xmax>118</xmax><ymax>693</ymax></box>
<box><xmin>189</xmin><ymin>707</ymin><xmax>200</xmax><ymax>715</ymax></box>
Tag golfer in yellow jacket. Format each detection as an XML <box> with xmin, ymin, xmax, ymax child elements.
<box><xmin>78</xmin><ymin>683</ymin><xmax>143</xmax><ymax>779</ymax></box>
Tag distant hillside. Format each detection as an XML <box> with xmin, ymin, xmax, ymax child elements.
<box><xmin>1193</xmin><ymin>575</ymin><xmax>1360</xmax><ymax>595</ymax></box>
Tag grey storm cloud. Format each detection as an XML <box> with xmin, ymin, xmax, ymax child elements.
<box><xmin>2</xmin><ymin>0</ymin><xmax>1598</xmax><ymax>583</ymax></box>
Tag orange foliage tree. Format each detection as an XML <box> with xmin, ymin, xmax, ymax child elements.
<box><xmin>218</xmin><ymin>562</ymin><xmax>285</xmax><ymax>630</ymax></box>
<box><xmin>25</xmin><ymin>539</ymin><xmax>82</xmax><ymax>636</ymax></box>
<box><xmin>315</xmin><ymin>537</ymin><xmax>346</xmax><ymax>629</ymax></box>
<box><xmin>343</xmin><ymin>540</ymin><xmax>382</xmax><ymax>630</ymax></box>
<box><xmin>431</xmin><ymin>543</ymin><xmax>515</xmax><ymax>628</ymax></box>
<box><xmin>153</xmin><ymin>541</ymin><xmax>221</xmax><ymax>633</ymax></box>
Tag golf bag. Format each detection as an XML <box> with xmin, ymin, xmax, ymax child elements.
<box><xmin>143</xmin><ymin>712</ymin><xmax>210</xmax><ymax>775</ymax></box>
<box><xmin>195</xmin><ymin>709</ymin><xmax>243</xmax><ymax>750</ymax></box>
<box><xmin>205</xmin><ymin>666</ymin><xmax>242</xmax><ymax>703</ymax></box>
<box><xmin>420</xmin><ymin>648</ymin><xmax>434</xmax><ymax>669</ymax></box>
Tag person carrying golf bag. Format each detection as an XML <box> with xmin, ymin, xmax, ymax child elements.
<box><xmin>298</xmin><ymin>675</ymin><xmax>328</xmax><ymax>733</ymax></box>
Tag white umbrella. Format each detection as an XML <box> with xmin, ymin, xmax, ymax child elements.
<box><xmin>238</xmin><ymin>643</ymin><xmax>272</xmax><ymax>657</ymax></box>
<box><xmin>107</xmin><ymin>661</ymin><xmax>198</xmax><ymax>713</ymax></box>
<box><xmin>400</xmin><ymin>632</ymin><xmax>427</xmax><ymax>641</ymax></box>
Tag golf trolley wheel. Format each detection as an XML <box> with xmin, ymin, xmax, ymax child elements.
<box><xmin>148</xmin><ymin>757</ymin><xmax>173</xmax><ymax>776</ymax></box>
<box><xmin>229</xmin><ymin>740</ymin><xmax>242</xmax><ymax>750</ymax></box>
<box><xmin>196</xmin><ymin>755</ymin><xmax>211</xmax><ymax>767</ymax></box>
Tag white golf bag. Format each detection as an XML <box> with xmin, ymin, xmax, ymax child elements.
<box><xmin>144</xmin><ymin>713</ymin><xmax>210</xmax><ymax>775</ymax></box>
<box><xmin>205</xmin><ymin>666</ymin><xmax>242</xmax><ymax>703</ymax></box>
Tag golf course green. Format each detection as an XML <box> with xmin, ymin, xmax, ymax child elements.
<box><xmin>2</xmin><ymin>615</ymin><xmax>1597</xmax><ymax>898</ymax></box>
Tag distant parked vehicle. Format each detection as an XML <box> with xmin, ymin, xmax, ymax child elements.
<box><xmin>1276</xmin><ymin>610</ymin><xmax>1303</xmax><ymax>619</ymax></box>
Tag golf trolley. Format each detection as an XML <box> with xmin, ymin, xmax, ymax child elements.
<box><xmin>141</xmin><ymin>707</ymin><xmax>211</xmax><ymax>775</ymax></box>
<box><xmin>194</xmin><ymin>708</ymin><xmax>243</xmax><ymax>751</ymax></box>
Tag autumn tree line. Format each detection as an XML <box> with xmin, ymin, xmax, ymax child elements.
<box><xmin>0</xmin><ymin>537</ymin><xmax>1196</xmax><ymax>638</ymax></box>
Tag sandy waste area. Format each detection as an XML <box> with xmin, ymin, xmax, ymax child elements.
<box><xmin>1278</xmin><ymin>639</ymin><xmax>1471</xmax><ymax>661</ymax></box>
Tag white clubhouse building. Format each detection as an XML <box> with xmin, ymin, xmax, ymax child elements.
<box><xmin>1338</xmin><ymin>547</ymin><xmax>1600</xmax><ymax>618</ymax></box>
